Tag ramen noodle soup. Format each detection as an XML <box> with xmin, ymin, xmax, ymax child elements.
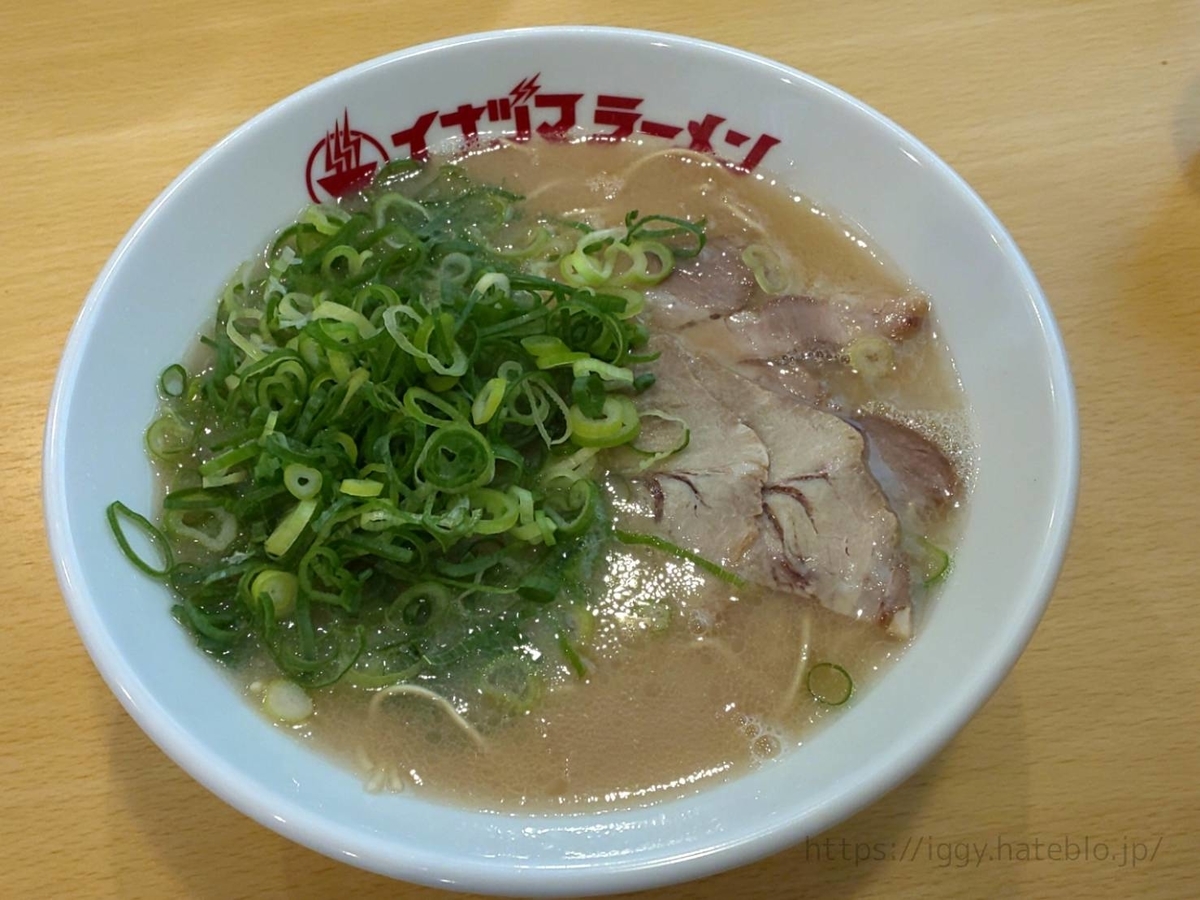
<box><xmin>111</xmin><ymin>137</ymin><xmax>971</xmax><ymax>811</ymax></box>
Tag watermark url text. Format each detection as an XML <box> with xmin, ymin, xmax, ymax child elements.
<box><xmin>804</xmin><ymin>834</ymin><xmax>1163</xmax><ymax>869</ymax></box>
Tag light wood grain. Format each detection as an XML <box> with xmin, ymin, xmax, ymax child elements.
<box><xmin>3</xmin><ymin>1</ymin><xmax>1198</xmax><ymax>897</ymax></box>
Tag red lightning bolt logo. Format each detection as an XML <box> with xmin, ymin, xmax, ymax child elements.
<box><xmin>323</xmin><ymin>109</ymin><xmax>362</xmax><ymax>177</ymax></box>
<box><xmin>509</xmin><ymin>74</ymin><xmax>542</xmax><ymax>107</ymax></box>
<box><xmin>309</xmin><ymin>109</ymin><xmax>385</xmax><ymax>199</ymax></box>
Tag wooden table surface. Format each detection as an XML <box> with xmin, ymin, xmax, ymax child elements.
<box><xmin>4</xmin><ymin>1</ymin><xmax>1198</xmax><ymax>897</ymax></box>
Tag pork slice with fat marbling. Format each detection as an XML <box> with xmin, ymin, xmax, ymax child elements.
<box><xmin>853</xmin><ymin>413</ymin><xmax>961</xmax><ymax>529</ymax></box>
<box><xmin>643</xmin><ymin>241</ymin><xmax>755</xmax><ymax>330</ymax></box>
<box><xmin>681</xmin><ymin>291</ymin><xmax>928</xmax><ymax>360</ymax></box>
<box><xmin>614</xmin><ymin>337</ymin><xmax>914</xmax><ymax>635</ymax></box>
<box><xmin>682</xmin><ymin>349</ymin><xmax>913</xmax><ymax>635</ymax></box>
<box><xmin>608</xmin><ymin>337</ymin><xmax>769</xmax><ymax>571</ymax></box>
<box><xmin>646</xmin><ymin>250</ymin><xmax>928</xmax><ymax>405</ymax></box>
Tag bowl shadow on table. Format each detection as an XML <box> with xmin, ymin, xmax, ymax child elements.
<box><xmin>103</xmin><ymin>672</ymin><xmax>1030</xmax><ymax>899</ymax></box>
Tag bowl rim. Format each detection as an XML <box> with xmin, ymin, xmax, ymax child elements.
<box><xmin>43</xmin><ymin>24</ymin><xmax>1080</xmax><ymax>895</ymax></box>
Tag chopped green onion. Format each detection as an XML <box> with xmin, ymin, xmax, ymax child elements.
<box><xmin>329</xmin><ymin>431</ymin><xmax>356</xmax><ymax>463</ymax></box>
<box><xmin>806</xmin><ymin>662</ymin><xmax>854</xmax><ymax>706</ymax></box>
<box><xmin>470</xmin><ymin>488</ymin><xmax>520</xmax><ymax>535</ymax></box>
<box><xmin>338</xmin><ymin>478</ymin><xmax>383</xmax><ymax>498</ymax></box>
<box><xmin>162</xmin><ymin>487</ymin><xmax>228</xmax><ymax>510</ymax></box>
<box><xmin>559</xmin><ymin>603</ymin><xmax>596</xmax><ymax>645</ymax></box>
<box><xmin>471</xmin><ymin>272</ymin><xmax>510</xmax><ymax>296</ymax></box>
<box><xmin>321</xmin><ymin>244</ymin><xmax>373</xmax><ymax>279</ymax></box>
<box><xmin>535</xmin><ymin>511</ymin><xmax>558</xmax><ymax>546</ymax></box>
<box><xmin>265</xmin><ymin>499</ymin><xmax>318</xmax><ymax>558</ymax></box>
<box><xmin>198</xmin><ymin>443</ymin><xmax>258</xmax><ymax>477</ymax></box>
<box><xmin>741</xmin><ymin>243</ymin><xmax>790</xmax><ymax>294</ymax></box>
<box><xmin>567</xmin><ymin>396</ymin><xmax>640</xmax><ymax>448</ymax></box>
<box><xmin>607</xmin><ymin>239</ymin><xmax>673</xmax><ymax>287</ymax></box>
<box><xmin>176</xmin><ymin>598</ymin><xmax>244</xmax><ymax>646</ymax></box>
<box><xmin>915</xmin><ymin>535</ymin><xmax>952</xmax><ymax>585</ymax></box>
<box><xmin>552</xmin><ymin>607</ymin><xmax>595</xmax><ymax>676</ymax></box>
<box><xmin>572</xmin><ymin>372</ymin><xmax>607</xmax><ymax>418</ymax></box>
<box><xmin>145</xmin><ymin>414</ymin><xmax>196</xmax><ymax>460</ymax></box>
<box><xmin>510</xmin><ymin>485</ymin><xmax>535</xmax><ymax>524</ymax></box>
<box><xmin>106</xmin><ymin>501</ymin><xmax>173</xmax><ymax>578</ymax></box>
<box><xmin>560</xmin><ymin>227</ymin><xmax>624</xmax><ymax>286</ymax></box>
<box><xmin>283</xmin><ymin>463</ymin><xmax>323</xmax><ymax>500</ymax></box>
<box><xmin>521</xmin><ymin>335</ymin><xmax>571</xmax><ymax>357</ymax></box>
<box><xmin>262</xmin><ymin>678</ymin><xmax>314</xmax><ymax>723</ymax></box>
<box><xmin>471</xmin><ymin>377</ymin><xmax>507</xmax><ymax>425</ymax></box>
<box><xmin>303</xmin><ymin>205</ymin><xmax>349</xmax><ymax>234</ymax></box>
<box><xmin>630</xmin><ymin>410</ymin><xmax>691</xmax><ymax>471</ymax></box>
<box><xmin>373</xmin><ymin>191</ymin><xmax>430</xmax><ymax>224</ymax></box>
<box><xmin>108</xmin><ymin>158</ymin><xmax>710</xmax><ymax>706</ymax></box>
<box><xmin>534</xmin><ymin>349</ymin><xmax>590</xmax><ymax>370</ymax></box>
<box><xmin>311</xmin><ymin>300</ymin><xmax>377</xmax><ymax>339</ymax></box>
<box><xmin>559</xmin><ymin>634</ymin><xmax>589</xmax><ymax>678</ymax></box>
<box><xmin>572</xmin><ymin>357</ymin><xmax>634</xmax><ymax>385</ymax></box>
<box><xmin>158</xmin><ymin>364</ymin><xmax>188</xmax><ymax>398</ymax></box>
<box><xmin>479</xmin><ymin>656</ymin><xmax>542</xmax><ymax>713</ymax></box>
<box><xmin>164</xmin><ymin>507</ymin><xmax>238</xmax><ymax>553</ymax></box>
<box><xmin>543</xmin><ymin>479</ymin><xmax>599</xmax><ymax>538</ymax></box>
<box><xmin>201</xmin><ymin>471</ymin><xmax>246</xmax><ymax>489</ymax></box>
<box><xmin>438</xmin><ymin>252</ymin><xmax>472</xmax><ymax>284</ymax></box>
<box><xmin>251</xmin><ymin>569</ymin><xmax>299</xmax><ymax>618</ymax></box>
<box><xmin>608</xmin><ymin>288</ymin><xmax>646</xmax><ymax>320</ymax></box>
<box><xmin>383</xmin><ymin>305</ymin><xmax>469</xmax><ymax>377</ymax></box>
<box><xmin>847</xmin><ymin>336</ymin><xmax>894</xmax><ymax>379</ymax></box>
<box><xmin>494</xmin><ymin>225</ymin><xmax>549</xmax><ymax>259</ymax></box>
<box><xmin>414</xmin><ymin>424</ymin><xmax>495</xmax><ymax>492</ymax></box>
<box><xmin>403</xmin><ymin>386</ymin><xmax>466</xmax><ymax>426</ymax></box>
<box><xmin>387</xmin><ymin>582</ymin><xmax>454</xmax><ymax>630</ymax></box>
<box><xmin>226</xmin><ymin>308</ymin><xmax>267</xmax><ymax>362</ymax></box>
<box><xmin>540</xmin><ymin>446</ymin><xmax>600</xmax><ymax>486</ymax></box>
<box><xmin>613</xmin><ymin>529</ymin><xmax>746</xmax><ymax>587</ymax></box>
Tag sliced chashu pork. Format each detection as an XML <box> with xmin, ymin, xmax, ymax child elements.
<box><xmin>649</xmin><ymin>242</ymin><xmax>928</xmax><ymax>355</ymax></box>
<box><xmin>685</xmin><ymin>347</ymin><xmax>912</xmax><ymax>635</ymax></box>
<box><xmin>712</xmin><ymin>291</ymin><xmax>929</xmax><ymax>355</ymax></box>
<box><xmin>612</xmin><ymin>337</ymin><xmax>913</xmax><ymax>635</ymax></box>
<box><xmin>682</xmin><ymin>305</ymin><xmax>961</xmax><ymax>530</ymax></box>
<box><xmin>853</xmin><ymin>414</ymin><xmax>960</xmax><ymax>528</ymax></box>
<box><xmin>648</xmin><ymin>244</ymin><xmax>959</xmax><ymax>532</ymax></box>
<box><xmin>648</xmin><ymin>246</ymin><xmax>926</xmax><ymax>406</ymax></box>
<box><xmin>608</xmin><ymin>337</ymin><xmax>769</xmax><ymax>572</ymax></box>
<box><xmin>643</xmin><ymin>240</ymin><xmax>756</xmax><ymax>330</ymax></box>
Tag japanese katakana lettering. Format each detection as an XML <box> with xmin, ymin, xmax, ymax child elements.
<box><xmin>389</xmin><ymin>111</ymin><xmax>439</xmax><ymax>161</ymax></box>
<box><xmin>534</xmin><ymin>93</ymin><xmax>584</xmax><ymax>141</ymax></box>
<box><xmin>439</xmin><ymin>103</ymin><xmax>487</xmax><ymax>147</ymax></box>
<box><xmin>377</xmin><ymin>78</ymin><xmax>781</xmax><ymax>173</ymax></box>
<box><xmin>594</xmin><ymin>95</ymin><xmax>643</xmax><ymax>140</ymax></box>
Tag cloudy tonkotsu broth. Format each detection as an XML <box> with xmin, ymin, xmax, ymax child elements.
<box><xmin>238</xmin><ymin>138</ymin><xmax>972</xmax><ymax>811</ymax></box>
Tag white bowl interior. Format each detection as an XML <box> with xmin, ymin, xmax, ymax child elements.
<box><xmin>44</xmin><ymin>27</ymin><xmax>1077</xmax><ymax>897</ymax></box>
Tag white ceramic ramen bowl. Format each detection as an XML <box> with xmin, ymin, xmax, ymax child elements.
<box><xmin>44</xmin><ymin>26</ymin><xmax>1078</xmax><ymax>897</ymax></box>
